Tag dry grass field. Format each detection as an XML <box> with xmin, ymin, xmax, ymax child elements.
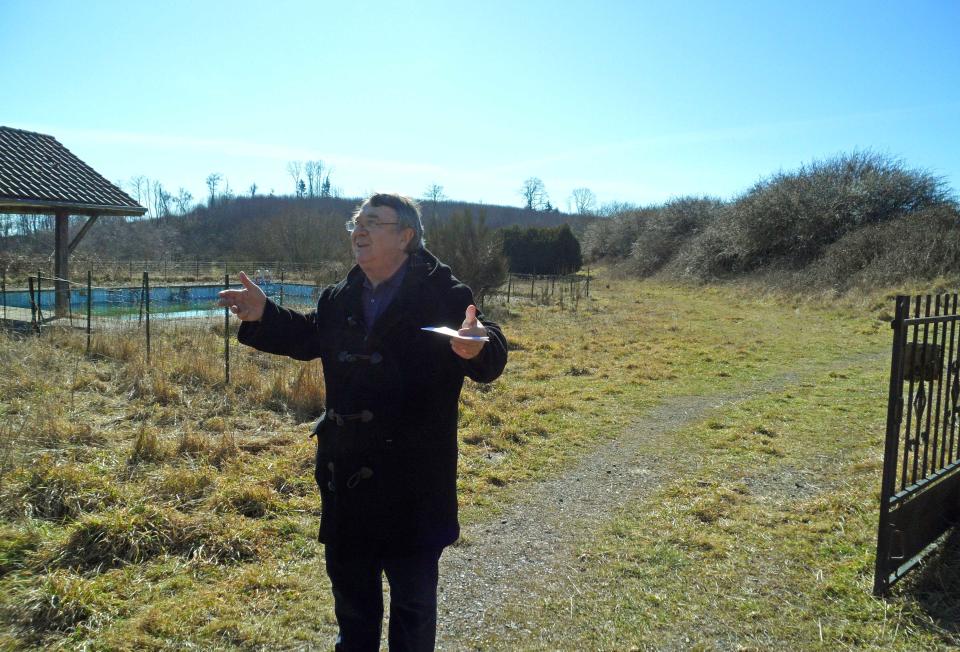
<box><xmin>1</xmin><ymin>272</ymin><xmax>958</xmax><ymax>650</ymax></box>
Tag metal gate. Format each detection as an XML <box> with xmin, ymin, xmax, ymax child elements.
<box><xmin>875</xmin><ymin>293</ymin><xmax>960</xmax><ymax>594</ymax></box>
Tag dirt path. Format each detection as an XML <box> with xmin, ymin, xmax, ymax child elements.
<box><xmin>434</xmin><ymin>351</ymin><xmax>886</xmax><ymax>650</ymax></box>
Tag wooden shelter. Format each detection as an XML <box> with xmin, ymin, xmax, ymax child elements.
<box><xmin>0</xmin><ymin>126</ymin><xmax>146</xmax><ymax>316</ymax></box>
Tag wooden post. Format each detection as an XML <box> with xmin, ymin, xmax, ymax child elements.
<box><xmin>506</xmin><ymin>274</ymin><xmax>512</xmax><ymax>304</ymax></box>
<box><xmin>279</xmin><ymin>269</ymin><xmax>285</xmax><ymax>306</ymax></box>
<box><xmin>224</xmin><ymin>273</ymin><xmax>230</xmax><ymax>385</ymax></box>
<box><xmin>530</xmin><ymin>275</ymin><xmax>535</xmax><ymax>301</ymax></box>
<box><xmin>2</xmin><ymin>267</ymin><xmax>6</xmax><ymax>322</ymax></box>
<box><xmin>28</xmin><ymin>276</ymin><xmax>37</xmax><ymax>334</ymax></box>
<box><xmin>586</xmin><ymin>266</ymin><xmax>590</xmax><ymax>297</ymax></box>
<box><xmin>86</xmin><ymin>271</ymin><xmax>92</xmax><ymax>354</ymax></box>
<box><xmin>144</xmin><ymin>272</ymin><xmax>151</xmax><ymax>363</ymax></box>
<box><xmin>54</xmin><ymin>210</ymin><xmax>70</xmax><ymax>317</ymax></box>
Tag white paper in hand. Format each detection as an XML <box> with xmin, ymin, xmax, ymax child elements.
<box><xmin>421</xmin><ymin>326</ymin><xmax>489</xmax><ymax>342</ymax></box>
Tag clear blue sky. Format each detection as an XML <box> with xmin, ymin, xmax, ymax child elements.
<box><xmin>3</xmin><ymin>0</ymin><xmax>958</xmax><ymax>211</ymax></box>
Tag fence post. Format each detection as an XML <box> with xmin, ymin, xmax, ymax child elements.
<box><xmin>506</xmin><ymin>274</ymin><xmax>512</xmax><ymax>304</ymax></box>
<box><xmin>2</xmin><ymin>267</ymin><xmax>5</xmax><ymax>322</ymax></box>
<box><xmin>224</xmin><ymin>273</ymin><xmax>230</xmax><ymax>385</ymax></box>
<box><xmin>585</xmin><ymin>266</ymin><xmax>590</xmax><ymax>297</ymax></box>
<box><xmin>28</xmin><ymin>276</ymin><xmax>38</xmax><ymax>335</ymax></box>
<box><xmin>144</xmin><ymin>271</ymin><xmax>151</xmax><ymax>363</ymax></box>
<box><xmin>86</xmin><ymin>271</ymin><xmax>92</xmax><ymax>354</ymax></box>
<box><xmin>279</xmin><ymin>269</ymin><xmax>285</xmax><ymax>307</ymax></box>
<box><xmin>530</xmin><ymin>275</ymin><xmax>535</xmax><ymax>301</ymax></box>
<box><xmin>36</xmin><ymin>271</ymin><xmax>42</xmax><ymax>320</ymax></box>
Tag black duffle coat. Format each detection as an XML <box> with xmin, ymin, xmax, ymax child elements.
<box><xmin>237</xmin><ymin>249</ymin><xmax>507</xmax><ymax>552</ymax></box>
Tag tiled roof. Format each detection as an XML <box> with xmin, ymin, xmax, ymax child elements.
<box><xmin>0</xmin><ymin>126</ymin><xmax>145</xmax><ymax>215</ymax></box>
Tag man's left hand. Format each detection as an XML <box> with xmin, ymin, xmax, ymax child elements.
<box><xmin>452</xmin><ymin>305</ymin><xmax>487</xmax><ymax>360</ymax></box>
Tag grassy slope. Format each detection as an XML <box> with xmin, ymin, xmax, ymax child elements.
<box><xmin>1</xmin><ymin>274</ymin><xmax>953</xmax><ymax>650</ymax></box>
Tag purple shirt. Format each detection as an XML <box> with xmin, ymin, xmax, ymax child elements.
<box><xmin>361</xmin><ymin>261</ymin><xmax>407</xmax><ymax>333</ymax></box>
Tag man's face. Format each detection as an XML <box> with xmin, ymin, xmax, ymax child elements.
<box><xmin>351</xmin><ymin>204</ymin><xmax>412</xmax><ymax>271</ymax></box>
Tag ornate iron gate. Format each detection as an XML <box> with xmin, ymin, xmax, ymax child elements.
<box><xmin>875</xmin><ymin>293</ymin><xmax>960</xmax><ymax>594</ymax></box>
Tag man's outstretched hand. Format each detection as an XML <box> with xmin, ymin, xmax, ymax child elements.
<box><xmin>452</xmin><ymin>304</ymin><xmax>487</xmax><ymax>360</ymax></box>
<box><xmin>217</xmin><ymin>271</ymin><xmax>267</xmax><ymax>322</ymax></box>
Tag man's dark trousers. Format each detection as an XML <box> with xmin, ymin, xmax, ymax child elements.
<box><xmin>325</xmin><ymin>543</ymin><xmax>444</xmax><ymax>652</ymax></box>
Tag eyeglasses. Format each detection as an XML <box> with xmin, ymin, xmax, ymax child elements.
<box><xmin>345</xmin><ymin>218</ymin><xmax>401</xmax><ymax>233</ymax></box>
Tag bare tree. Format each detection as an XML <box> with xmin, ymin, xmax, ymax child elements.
<box><xmin>570</xmin><ymin>187</ymin><xmax>597</xmax><ymax>215</ymax></box>
<box><xmin>129</xmin><ymin>175</ymin><xmax>148</xmax><ymax>207</ymax></box>
<box><xmin>520</xmin><ymin>177</ymin><xmax>548</xmax><ymax>211</ymax></box>
<box><xmin>249</xmin><ymin>183</ymin><xmax>258</xmax><ymax>198</ymax></box>
<box><xmin>287</xmin><ymin>161</ymin><xmax>303</xmax><ymax>196</ymax></box>
<box><xmin>152</xmin><ymin>180</ymin><xmax>172</xmax><ymax>220</ymax></box>
<box><xmin>422</xmin><ymin>184</ymin><xmax>446</xmax><ymax>219</ymax></box>
<box><xmin>423</xmin><ymin>184</ymin><xmax>446</xmax><ymax>203</ymax></box>
<box><xmin>206</xmin><ymin>173</ymin><xmax>222</xmax><ymax>208</ymax></box>
<box><xmin>174</xmin><ymin>188</ymin><xmax>193</xmax><ymax>215</ymax></box>
<box><xmin>305</xmin><ymin>160</ymin><xmax>325</xmax><ymax>197</ymax></box>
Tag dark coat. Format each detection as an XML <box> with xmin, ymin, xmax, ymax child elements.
<box><xmin>237</xmin><ymin>249</ymin><xmax>507</xmax><ymax>552</ymax></box>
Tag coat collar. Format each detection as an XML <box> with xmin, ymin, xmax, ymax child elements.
<box><xmin>337</xmin><ymin>249</ymin><xmax>445</xmax><ymax>341</ymax></box>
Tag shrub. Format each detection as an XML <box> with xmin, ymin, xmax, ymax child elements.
<box><xmin>427</xmin><ymin>209</ymin><xmax>509</xmax><ymax>302</ymax></box>
<box><xmin>500</xmin><ymin>224</ymin><xmax>582</xmax><ymax>275</ymax></box>
<box><xmin>805</xmin><ymin>204</ymin><xmax>960</xmax><ymax>291</ymax></box>
<box><xmin>629</xmin><ymin>196</ymin><xmax>722</xmax><ymax>276</ymax></box>
<box><xmin>680</xmin><ymin>151</ymin><xmax>952</xmax><ymax>277</ymax></box>
<box><xmin>581</xmin><ymin>209</ymin><xmax>655</xmax><ymax>262</ymax></box>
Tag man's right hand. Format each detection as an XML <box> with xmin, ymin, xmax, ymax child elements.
<box><xmin>217</xmin><ymin>271</ymin><xmax>267</xmax><ymax>322</ymax></box>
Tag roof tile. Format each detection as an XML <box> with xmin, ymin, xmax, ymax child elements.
<box><xmin>0</xmin><ymin>126</ymin><xmax>145</xmax><ymax>214</ymax></box>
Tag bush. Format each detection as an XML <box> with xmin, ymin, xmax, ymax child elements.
<box><xmin>804</xmin><ymin>204</ymin><xmax>960</xmax><ymax>291</ymax></box>
<box><xmin>426</xmin><ymin>209</ymin><xmax>508</xmax><ymax>302</ymax></box>
<box><xmin>629</xmin><ymin>197</ymin><xmax>722</xmax><ymax>276</ymax></box>
<box><xmin>500</xmin><ymin>224</ymin><xmax>582</xmax><ymax>274</ymax></box>
<box><xmin>581</xmin><ymin>209</ymin><xmax>655</xmax><ymax>262</ymax></box>
<box><xmin>680</xmin><ymin>151</ymin><xmax>952</xmax><ymax>277</ymax></box>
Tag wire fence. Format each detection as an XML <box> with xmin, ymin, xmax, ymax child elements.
<box><xmin>493</xmin><ymin>272</ymin><xmax>591</xmax><ymax>310</ymax></box>
<box><xmin>0</xmin><ymin>267</ymin><xmax>591</xmax><ymax>386</ymax></box>
<box><xmin>0</xmin><ymin>256</ymin><xmax>347</xmax><ymax>287</ymax></box>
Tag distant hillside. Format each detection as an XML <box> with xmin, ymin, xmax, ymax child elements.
<box><xmin>0</xmin><ymin>195</ymin><xmax>592</xmax><ymax>264</ymax></box>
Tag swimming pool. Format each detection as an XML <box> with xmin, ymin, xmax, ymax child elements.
<box><xmin>2</xmin><ymin>282</ymin><xmax>319</xmax><ymax>319</ymax></box>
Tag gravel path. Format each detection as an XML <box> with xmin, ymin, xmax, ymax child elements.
<box><xmin>434</xmin><ymin>351</ymin><xmax>886</xmax><ymax>650</ymax></box>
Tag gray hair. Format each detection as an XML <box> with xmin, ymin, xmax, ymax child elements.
<box><xmin>355</xmin><ymin>192</ymin><xmax>425</xmax><ymax>253</ymax></box>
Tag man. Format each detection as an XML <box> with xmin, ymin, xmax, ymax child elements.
<box><xmin>218</xmin><ymin>192</ymin><xmax>507</xmax><ymax>651</ymax></box>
